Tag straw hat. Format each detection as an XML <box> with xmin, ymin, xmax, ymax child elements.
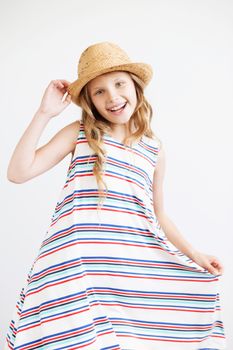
<box><xmin>67</xmin><ymin>41</ymin><xmax>153</xmax><ymax>106</ymax></box>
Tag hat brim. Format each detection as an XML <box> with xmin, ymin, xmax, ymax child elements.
<box><xmin>67</xmin><ymin>62</ymin><xmax>153</xmax><ymax>106</ymax></box>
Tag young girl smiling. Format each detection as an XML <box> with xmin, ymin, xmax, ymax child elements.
<box><xmin>5</xmin><ymin>42</ymin><xmax>226</xmax><ymax>350</ymax></box>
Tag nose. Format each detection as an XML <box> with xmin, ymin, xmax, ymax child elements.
<box><xmin>106</xmin><ymin>87</ymin><xmax>119</xmax><ymax>102</ymax></box>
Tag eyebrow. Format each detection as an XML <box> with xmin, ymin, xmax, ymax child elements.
<box><xmin>92</xmin><ymin>77</ymin><xmax>126</xmax><ymax>91</ymax></box>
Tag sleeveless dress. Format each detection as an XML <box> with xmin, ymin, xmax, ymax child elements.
<box><xmin>5</xmin><ymin>119</ymin><xmax>226</xmax><ymax>350</ymax></box>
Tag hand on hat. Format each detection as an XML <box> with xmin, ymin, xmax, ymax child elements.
<box><xmin>38</xmin><ymin>79</ymin><xmax>72</xmax><ymax>118</ymax></box>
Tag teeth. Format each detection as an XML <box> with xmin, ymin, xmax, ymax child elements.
<box><xmin>109</xmin><ymin>103</ymin><xmax>126</xmax><ymax>111</ymax></box>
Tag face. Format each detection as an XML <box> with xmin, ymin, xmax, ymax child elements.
<box><xmin>87</xmin><ymin>71</ymin><xmax>137</xmax><ymax>125</ymax></box>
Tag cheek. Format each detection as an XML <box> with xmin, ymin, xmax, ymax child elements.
<box><xmin>127</xmin><ymin>84</ymin><xmax>137</xmax><ymax>104</ymax></box>
<box><xmin>91</xmin><ymin>97</ymin><xmax>100</xmax><ymax>109</ymax></box>
<box><xmin>130</xmin><ymin>90</ymin><xmax>137</xmax><ymax>106</ymax></box>
<box><xmin>92</xmin><ymin>99</ymin><xmax>106</xmax><ymax>114</ymax></box>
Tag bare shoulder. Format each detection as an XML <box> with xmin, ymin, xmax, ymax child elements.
<box><xmin>64</xmin><ymin>118</ymin><xmax>80</xmax><ymax>134</ymax></box>
<box><xmin>48</xmin><ymin>118</ymin><xmax>81</xmax><ymax>158</ymax></box>
<box><xmin>62</xmin><ymin>119</ymin><xmax>81</xmax><ymax>156</ymax></box>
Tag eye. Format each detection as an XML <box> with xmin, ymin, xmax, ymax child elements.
<box><xmin>95</xmin><ymin>90</ymin><xmax>103</xmax><ymax>95</ymax></box>
<box><xmin>116</xmin><ymin>81</ymin><xmax>125</xmax><ymax>87</ymax></box>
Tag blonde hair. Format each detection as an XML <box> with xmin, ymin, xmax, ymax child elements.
<box><xmin>77</xmin><ymin>72</ymin><xmax>158</xmax><ymax>210</ymax></box>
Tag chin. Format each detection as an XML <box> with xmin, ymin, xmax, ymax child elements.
<box><xmin>111</xmin><ymin>117</ymin><xmax>131</xmax><ymax>124</ymax></box>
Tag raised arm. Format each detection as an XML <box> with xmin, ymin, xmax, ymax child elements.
<box><xmin>7</xmin><ymin>79</ymin><xmax>78</xmax><ymax>183</ymax></box>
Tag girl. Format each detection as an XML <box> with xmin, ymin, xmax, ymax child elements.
<box><xmin>5</xmin><ymin>42</ymin><xmax>226</xmax><ymax>350</ymax></box>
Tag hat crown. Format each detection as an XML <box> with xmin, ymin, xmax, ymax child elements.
<box><xmin>78</xmin><ymin>42</ymin><xmax>132</xmax><ymax>78</ymax></box>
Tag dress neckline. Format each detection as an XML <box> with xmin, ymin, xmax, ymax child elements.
<box><xmin>80</xmin><ymin>119</ymin><xmax>142</xmax><ymax>149</ymax></box>
<box><xmin>103</xmin><ymin>132</ymin><xmax>143</xmax><ymax>149</ymax></box>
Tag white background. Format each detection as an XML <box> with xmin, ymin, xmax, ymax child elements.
<box><xmin>1</xmin><ymin>0</ymin><xmax>232</xmax><ymax>348</ymax></box>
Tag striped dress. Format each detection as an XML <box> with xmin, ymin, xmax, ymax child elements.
<box><xmin>5</xmin><ymin>119</ymin><xmax>226</xmax><ymax>350</ymax></box>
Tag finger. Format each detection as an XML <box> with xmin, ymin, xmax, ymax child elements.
<box><xmin>58</xmin><ymin>80</ymin><xmax>71</xmax><ymax>87</ymax></box>
<box><xmin>217</xmin><ymin>267</ymin><xmax>223</xmax><ymax>275</ymax></box>
<box><xmin>61</xmin><ymin>80</ymin><xmax>71</xmax><ymax>84</ymax></box>
<box><xmin>65</xmin><ymin>94</ymin><xmax>72</xmax><ymax>102</ymax></box>
<box><xmin>216</xmin><ymin>262</ymin><xmax>224</xmax><ymax>275</ymax></box>
<box><xmin>62</xmin><ymin>93</ymin><xmax>72</xmax><ymax>105</ymax></box>
<box><xmin>57</xmin><ymin>81</ymin><xmax>65</xmax><ymax>88</ymax></box>
<box><xmin>52</xmin><ymin>80</ymin><xmax>62</xmax><ymax>89</ymax></box>
<box><xmin>207</xmin><ymin>264</ymin><xmax>219</xmax><ymax>276</ymax></box>
<box><xmin>56</xmin><ymin>82</ymin><xmax>71</xmax><ymax>94</ymax></box>
<box><xmin>53</xmin><ymin>81</ymin><xmax>68</xmax><ymax>94</ymax></box>
<box><xmin>212</xmin><ymin>258</ymin><xmax>223</xmax><ymax>269</ymax></box>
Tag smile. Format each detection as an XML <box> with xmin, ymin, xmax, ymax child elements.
<box><xmin>107</xmin><ymin>102</ymin><xmax>127</xmax><ymax>114</ymax></box>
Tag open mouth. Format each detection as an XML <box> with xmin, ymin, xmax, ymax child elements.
<box><xmin>107</xmin><ymin>102</ymin><xmax>127</xmax><ymax>114</ymax></box>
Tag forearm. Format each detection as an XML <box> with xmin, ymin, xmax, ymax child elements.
<box><xmin>7</xmin><ymin>110</ymin><xmax>51</xmax><ymax>183</ymax></box>
<box><xmin>157</xmin><ymin>211</ymin><xmax>198</xmax><ymax>259</ymax></box>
